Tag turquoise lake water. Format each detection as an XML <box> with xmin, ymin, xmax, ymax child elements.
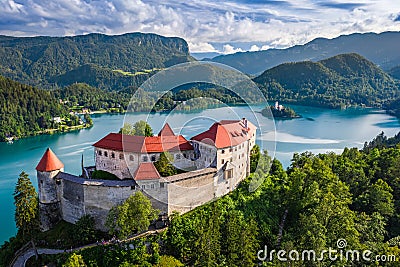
<box><xmin>1</xmin><ymin>104</ymin><xmax>399</xmax><ymax>244</ymax></box>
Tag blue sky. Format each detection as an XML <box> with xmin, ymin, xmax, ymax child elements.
<box><xmin>1</xmin><ymin>0</ymin><xmax>400</xmax><ymax>54</ymax></box>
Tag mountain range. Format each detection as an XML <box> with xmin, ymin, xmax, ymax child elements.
<box><xmin>209</xmin><ymin>31</ymin><xmax>400</xmax><ymax>75</ymax></box>
<box><xmin>0</xmin><ymin>32</ymin><xmax>193</xmax><ymax>90</ymax></box>
<box><xmin>0</xmin><ymin>31</ymin><xmax>400</xmax><ymax>133</ymax></box>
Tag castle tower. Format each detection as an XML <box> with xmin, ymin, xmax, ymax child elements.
<box><xmin>36</xmin><ymin>148</ymin><xmax>64</xmax><ymax>231</ymax></box>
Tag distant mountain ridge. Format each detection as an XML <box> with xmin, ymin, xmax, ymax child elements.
<box><xmin>0</xmin><ymin>32</ymin><xmax>193</xmax><ymax>90</ymax></box>
<box><xmin>210</xmin><ymin>31</ymin><xmax>400</xmax><ymax>74</ymax></box>
<box><xmin>253</xmin><ymin>53</ymin><xmax>400</xmax><ymax>109</ymax></box>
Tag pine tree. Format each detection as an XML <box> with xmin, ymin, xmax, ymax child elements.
<box><xmin>13</xmin><ymin>171</ymin><xmax>38</xmax><ymax>240</ymax></box>
<box><xmin>154</xmin><ymin>152</ymin><xmax>177</xmax><ymax>177</ymax></box>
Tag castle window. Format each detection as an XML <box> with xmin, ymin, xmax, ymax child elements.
<box><xmin>98</xmin><ymin>150</ymin><xmax>102</xmax><ymax>156</ymax></box>
<box><xmin>229</xmin><ymin>148</ymin><xmax>233</xmax><ymax>152</ymax></box>
<box><xmin>230</xmin><ymin>158</ymin><xmax>232</xmax><ymax>162</ymax></box>
<box><xmin>224</xmin><ymin>169</ymin><xmax>233</xmax><ymax>179</ymax></box>
<box><xmin>104</xmin><ymin>151</ymin><xmax>108</xmax><ymax>157</ymax></box>
<box><xmin>151</xmin><ymin>155</ymin><xmax>156</xmax><ymax>162</ymax></box>
<box><xmin>111</xmin><ymin>152</ymin><xmax>115</xmax><ymax>159</ymax></box>
<box><xmin>142</xmin><ymin>184</ymin><xmax>146</xmax><ymax>189</ymax></box>
<box><xmin>119</xmin><ymin>154</ymin><xmax>124</xmax><ymax>160</ymax></box>
<box><xmin>130</xmin><ymin>155</ymin><xmax>134</xmax><ymax>161</ymax></box>
<box><xmin>56</xmin><ymin>180</ymin><xmax>61</xmax><ymax>185</ymax></box>
<box><xmin>221</xmin><ymin>149</ymin><xmax>225</xmax><ymax>154</ymax></box>
<box><xmin>221</xmin><ymin>159</ymin><xmax>224</xmax><ymax>164</ymax></box>
<box><xmin>151</xmin><ymin>184</ymin><xmax>155</xmax><ymax>189</ymax></box>
<box><xmin>143</xmin><ymin>156</ymin><xmax>148</xmax><ymax>162</ymax></box>
<box><xmin>40</xmin><ymin>180</ymin><xmax>43</xmax><ymax>184</ymax></box>
<box><xmin>183</xmin><ymin>153</ymin><xmax>187</xmax><ymax>158</ymax></box>
<box><xmin>160</xmin><ymin>183</ymin><xmax>164</xmax><ymax>188</ymax></box>
<box><xmin>176</xmin><ymin>154</ymin><xmax>181</xmax><ymax>160</ymax></box>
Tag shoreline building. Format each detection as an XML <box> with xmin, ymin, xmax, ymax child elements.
<box><xmin>36</xmin><ymin>119</ymin><xmax>256</xmax><ymax>231</ymax></box>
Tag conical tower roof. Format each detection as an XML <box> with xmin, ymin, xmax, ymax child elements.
<box><xmin>36</xmin><ymin>148</ymin><xmax>64</xmax><ymax>172</ymax></box>
<box><xmin>158</xmin><ymin>123</ymin><xmax>175</xmax><ymax>136</ymax></box>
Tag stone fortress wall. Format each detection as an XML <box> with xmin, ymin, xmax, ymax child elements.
<box><xmin>37</xmin><ymin>119</ymin><xmax>256</xmax><ymax>231</ymax></box>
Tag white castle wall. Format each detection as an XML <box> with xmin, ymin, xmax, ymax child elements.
<box><xmin>95</xmin><ymin>147</ymin><xmax>196</xmax><ymax>179</ymax></box>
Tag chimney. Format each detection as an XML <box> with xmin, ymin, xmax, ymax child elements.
<box><xmin>242</xmin><ymin>118</ymin><xmax>248</xmax><ymax>129</ymax></box>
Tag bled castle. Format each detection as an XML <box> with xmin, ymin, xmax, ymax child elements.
<box><xmin>36</xmin><ymin>118</ymin><xmax>256</xmax><ymax>231</ymax></box>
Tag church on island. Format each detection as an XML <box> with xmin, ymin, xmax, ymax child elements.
<box><xmin>36</xmin><ymin>118</ymin><xmax>256</xmax><ymax>231</ymax></box>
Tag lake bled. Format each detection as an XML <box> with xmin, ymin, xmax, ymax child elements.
<box><xmin>0</xmin><ymin>104</ymin><xmax>399</xmax><ymax>244</ymax></box>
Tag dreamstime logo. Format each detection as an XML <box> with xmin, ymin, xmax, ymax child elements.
<box><xmin>122</xmin><ymin>61</ymin><xmax>276</xmax><ymax>207</ymax></box>
<box><xmin>257</xmin><ymin>238</ymin><xmax>397</xmax><ymax>263</ymax></box>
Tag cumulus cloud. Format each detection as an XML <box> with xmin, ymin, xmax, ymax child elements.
<box><xmin>188</xmin><ymin>42</ymin><xmax>218</xmax><ymax>53</ymax></box>
<box><xmin>0</xmin><ymin>0</ymin><xmax>399</xmax><ymax>52</ymax></box>
<box><xmin>222</xmin><ymin>44</ymin><xmax>243</xmax><ymax>54</ymax></box>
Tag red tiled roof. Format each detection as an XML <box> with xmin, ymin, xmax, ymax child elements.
<box><xmin>144</xmin><ymin>135</ymin><xmax>193</xmax><ymax>153</ymax></box>
<box><xmin>36</xmin><ymin>148</ymin><xmax>64</xmax><ymax>172</ymax></box>
<box><xmin>158</xmin><ymin>123</ymin><xmax>175</xmax><ymax>136</ymax></box>
<box><xmin>134</xmin><ymin>163</ymin><xmax>161</xmax><ymax>180</ymax></box>
<box><xmin>93</xmin><ymin>132</ymin><xmax>193</xmax><ymax>153</ymax></box>
<box><xmin>93</xmin><ymin>133</ymin><xmax>145</xmax><ymax>152</ymax></box>
<box><xmin>191</xmin><ymin>119</ymin><xmax>256</xmax><ymax>149</ymax></box>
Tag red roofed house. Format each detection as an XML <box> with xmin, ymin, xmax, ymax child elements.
<box><xmin>92</xmin><ymin>123</ymin><xmax>195</xmax><ymax>180</ymax></box>
<box><xmin>191</xmin><ymin>118</ymin><xmax>256</xmax><ymax>196</ymax></box>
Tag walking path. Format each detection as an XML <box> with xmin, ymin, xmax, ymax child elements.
<box><xmin>10</xmin><ymin>229</ymin><xmax>166</xmax><ymax>267</ymax></box>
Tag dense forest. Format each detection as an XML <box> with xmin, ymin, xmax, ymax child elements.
<box><xmin>4</xmin><ymin>132</ymin><xmax>398</xmax><ymax>266</ymax></box>
<box><xmin>254</xmin><ymin>53</ymin><xmax>400</xmax><ymax>110</ymax></box>
<box><xmin>0</xmin><ymin>75</ymin><xmax>70</xmax><ymax>141</ymax></box>
<box><xmin>0</xmin><ymin>33</ymin><xmax>193</xmax><ymax>90</ymax></box>
<box><xmin>52</xmin><ymin>82</ymin><xmax>244</xmax><ymax>114</ymax></box>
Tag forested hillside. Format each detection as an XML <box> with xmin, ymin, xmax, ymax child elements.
<box><xmin>163</xmin><ymin>132</ymin><xmax>400</xmax><ymax>266</ymax></box>
<box><xmin>20</xmin><ymin>133</ymin><xmax>400</xmax><ymax>266</ymax></box>
<box><xmin>254</xmin><ymin>53</ymin><xmax>400</xmax><ymax>109</ymax></box>
<box><xmin>0</xmin><ymin>75</ymin><xmax>67</xmax><ymax>141</ymax></box>
<box><xmin>0</xmin><ymin>32</ymin><xmax>193</xmax><ymax>90</ymax></box>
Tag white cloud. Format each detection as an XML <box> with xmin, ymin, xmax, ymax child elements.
<box><xmin>222</xmin><ymin>44</ymin><xmax>243</xmax><ymax>54</ymax></box>
<box><xmin>249</xmin><ymin>45</ymin><xmax>260</xmax><ymax>52</ymax></box>
<box><xmin>0</xmin><ymin>0</ymin><xmax>400</xmax><ymax>52</ymax></box>
<box><xmin>188</xmin><ymin>42</ymin><xmax>218</xmax><ymax>53</ymax></box>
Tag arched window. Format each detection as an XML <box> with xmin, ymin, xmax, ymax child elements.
<box><xmin>221</xmin><ymin>149</ymin><xmax>225</xmax><ymax>154</ymax></box>
<box><xmin>104</xmin><ymin>151</ymin><xmax>108</xmax><ymax>157</ymax></box>
<box><xmin>129</xmin><ymin>155</ymin><xmax>134</xmax><ymax>161</ymax></box>
<box><xmin>111</xmin><ymin>152</ymin><xmax>115</xmax><ymax>159</ymax></box>
<box><xmin>183</xmin><ymin>153</ymin><xmax>187</xmax><ymax>158</ymax></box>
<box><xmin>98</xmin><ymin>150</ymin><xmax>102</xmax><ymax>156</ymax></box>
